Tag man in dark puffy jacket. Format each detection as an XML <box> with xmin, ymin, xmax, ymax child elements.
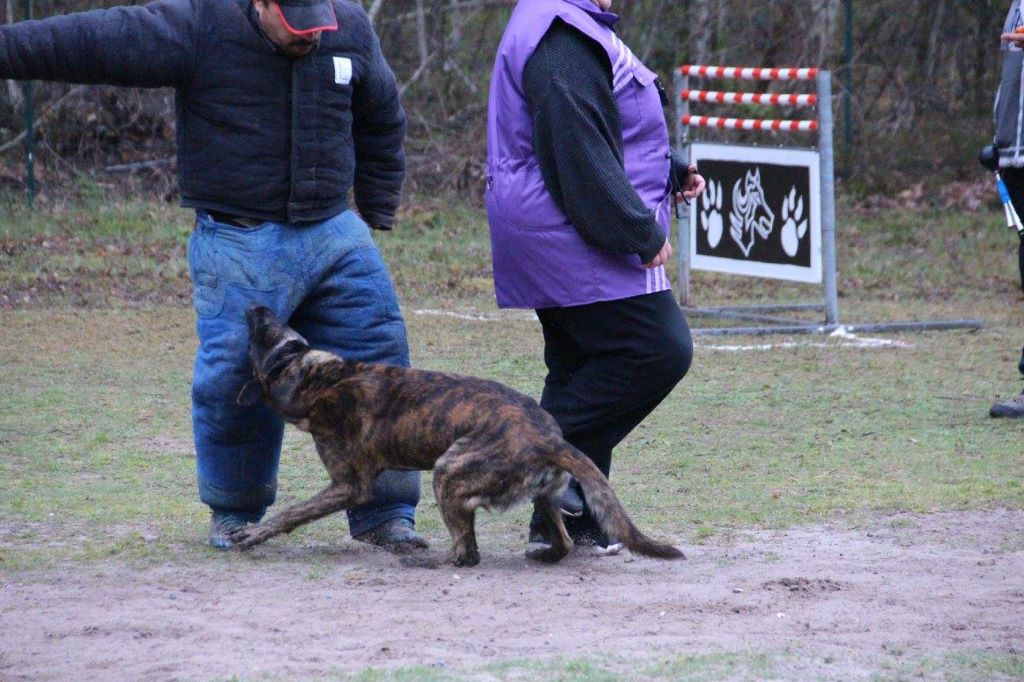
<box><xmin>991</xmin><ymin>0</ymin><xmax>1024</xmax><ymax>418</ymax></box>
<box><xmin>0</xmin><ymin>0</ymin><xmax>427</xmax><ymax>549</ymax></box>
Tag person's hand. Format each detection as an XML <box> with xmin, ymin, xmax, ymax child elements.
<box><xmin>643</xmin><ymin>238</ymin><xmax>672</xmax><ymax>269</ymax></box>
<box><xmin>676</xmin><ymin>163</ymin><xmax>706</xmax><ymax>203</ymax></box>
<box><xmin>1001</xmin><ymin>27</ymin><xmax>1024</xmax><ymax>47</ymax></box>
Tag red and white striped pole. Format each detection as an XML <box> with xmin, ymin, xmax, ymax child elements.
<box><xmin>679</xmin><ymin>65</ymin><xmax>819</xmax><ymax>81</ymax></box>
<box><xmin>680</xmin><ymin>90</ymin><xmax>817</xmax><ymax>108</ymax></box>
<box><xmin>680</xmin><ymin>116</ymin><xmax>818</xmax><ymax>132</ymax></box>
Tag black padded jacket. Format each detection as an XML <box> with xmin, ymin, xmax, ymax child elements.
<box><xmin>0</xmin><ymin>0</ymin><xmax>406</xmax><ymax>227</ymax></box>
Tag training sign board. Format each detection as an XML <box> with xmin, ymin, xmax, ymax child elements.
<box><xmin>688</xmin><ymin>143</ymin><xmax>822</xmax><ymax>283</ymax></box>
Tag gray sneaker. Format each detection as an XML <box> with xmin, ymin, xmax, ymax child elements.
<box><xmin>990</xmin><ymin>391</ymin><xmax>1024</xmax><ymax>418</ymax></box>
<box><xmin>209</xmin><ymin>509</ymin><xmax>263</xmax><ymax>549</ymax></box>
<box><xmin>353</xmin><ymin>518</ymin><xmax>429</xmax><ymax>553</ymax></box>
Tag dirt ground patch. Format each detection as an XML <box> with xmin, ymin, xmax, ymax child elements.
<box><xmin>1</xmin><ymin>510</ymin><xmax>1021</xmax><ymax>680</ymax></box>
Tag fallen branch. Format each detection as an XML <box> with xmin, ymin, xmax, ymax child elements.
<box><xmin>105</xmin><ymin>158</ymin><xmax>175</xmax><ymax>173</ymax></box>
<box><xmin>0</xmin><ymin>85</ymin><xmax>87</xmax><ymax>156</ymax></box>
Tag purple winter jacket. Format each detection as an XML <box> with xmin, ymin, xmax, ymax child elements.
<box><xmin>486</xmin><ymin>0</ymin><xmax>673</xmax><ymax>309</ymax></box>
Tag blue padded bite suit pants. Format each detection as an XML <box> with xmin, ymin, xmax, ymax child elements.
<box><xmin>187</xmin><ymin>210</ymin><xmax>420</xmax><ymax>536</ymax></box>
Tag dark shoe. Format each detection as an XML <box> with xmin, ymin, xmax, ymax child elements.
<box><xmin>557</xmin><ymin>482</ymin><xmax>585</xmax><ymax>517</ymax></box>
<box><xmin>528</xmin><ymin>524</ymin><xmax>549</xmax><ymax>544</ymax></box>
<box><xmin>565</xmin><ymin>512</ymin><xmax>609</xmax><ymax>548</ymax></box>
<box><xmin>528</xmin><ymin>513</ymin><xmax>608</xmax><ymax>548</ymax></box>
<box><xmin>990</xmin><ymin>391</ymin><xmax>1024</xmax><ymax>418</ymax></box>
<box><xmin>209</xmin><ymin>509</ymin><xmax>263</xmax><ymax>550</ymax></box>
<box><xmin>353</xmin><ymin>518</ymin><xmax>429</xmax><ymax>553</ymax></box>
<box><xmin>571</xmin><ymin>528</ymin><xmax>610</xmax><ymax>548</ymax></box>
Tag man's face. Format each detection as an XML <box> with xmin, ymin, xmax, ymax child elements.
<box><xmin>593</xmin><ymin>0</ymin><xmax>612</xmax><ymax>10</ymax></box>
<box><xmin>255</xmin><ymin>0</ymin><xmax>322</xmax><ymax>58</ymax></box>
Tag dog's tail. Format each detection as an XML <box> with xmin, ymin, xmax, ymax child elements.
<box><xmin>552</xmin><ymin>445</ymin><xmax>684</xmax><ymax>560</ymax></box>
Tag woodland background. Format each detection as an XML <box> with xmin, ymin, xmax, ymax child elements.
<box><xmin>0</xmin><ymin>0</ymin><xmax>1013</xmax><ymax>206</ymax></box>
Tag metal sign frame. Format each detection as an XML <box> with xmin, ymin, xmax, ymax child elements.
<box><xmin>673</xmin><ymin>65</ymin><xmax>981</xmax><ymax>336</ymax></box>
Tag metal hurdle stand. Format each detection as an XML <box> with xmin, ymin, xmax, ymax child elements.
<box><xmin>673</xmin><ymin>64</ymin><xmax>982</xmax><ymax>336</ymax></box>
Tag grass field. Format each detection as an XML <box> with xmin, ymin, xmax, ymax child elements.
<box><xmin>1</xmin><ymin>193</ymin><xmax>1022</xmax><ymax>680</ymax></box>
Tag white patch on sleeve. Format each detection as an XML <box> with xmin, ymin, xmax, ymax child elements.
<box><xmin>333</xmin><ymin>56</ymin><xmax>352</xmax><ymax>85</ymax></box>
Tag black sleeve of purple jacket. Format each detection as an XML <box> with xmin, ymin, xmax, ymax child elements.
<box><xmin>522</xmin><ymin>19</ymin><xmax>665</xmax><ymax>265</ymax></box>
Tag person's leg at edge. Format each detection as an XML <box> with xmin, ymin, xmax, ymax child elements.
<box><xmin>289</xmin><ymin>211</ymin><xmax>425</xmax><ymax>550</ymax></box>
<box><xmin>529</xmin><ymin>290</ymin><xmax>693</xmax><ymax>545</ymax></box>
<box><xmin>189</xmin><ymin>215</ymin><xmax>294</xmax><ymax>548</ymax></box>
<box><xmin>989</xmin><ymin>169</ymin><xmax>1024</xmax><ymax>417</ymax></box>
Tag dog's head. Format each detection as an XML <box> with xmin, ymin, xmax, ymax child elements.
<box><xmin>237</xmin><ymin>305</ymin><xmax>311</xmax><ymax>413</ymax></box>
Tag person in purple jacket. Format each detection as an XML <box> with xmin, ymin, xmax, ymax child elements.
<box><xmin>486</xmin><ymin>0</ymin><xmax>706</xmax><ymax>546</ymax></box>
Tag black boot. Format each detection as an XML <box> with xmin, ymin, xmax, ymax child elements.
<box><xmin>990</xmin><ymin>390</ymin><xmax>1024</xmax><ymax>418</ymax></box>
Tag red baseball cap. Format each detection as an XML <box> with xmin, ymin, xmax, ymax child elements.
<box><xmin>273</xmin><ymin>0</ymin><xmax>338</xmax><ymax>35</ymax></box>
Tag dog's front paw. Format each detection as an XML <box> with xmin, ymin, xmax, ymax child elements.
<box><xmin>452</xmin><ymin>548</ymin><xmax>481</xmax><ymax>567</ymax></box>
<box><xmin>229</xmin><ymin>524</ymin><xmax>273</xmax><ymax>550</ymax></box>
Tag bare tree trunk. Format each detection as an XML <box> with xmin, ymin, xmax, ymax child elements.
<box><xmin>690</xmin><ymin>0</ymin><xmax>712</xmax><ymax>65</ymax></box>
<box><xmin>367</xmin><ymin>0</ymin><xmax>385</xmax><ymax>27</ymax></box>
<box><xmin>924</xmin><ymin>0</ymin><xmax>947</xmax><ymax>82</ymax></box>
<box><xmin>5</xmin><ymin>0</ymin><xmax>23</xmax><ymax>110</ymax></box>
<box><xmin>815</xmin><ymin>0</ymin><xmax>842</xmax><ymax>66</ymax></box>
<box><xmin>633</xmin><ymin>0</ymin><xmax>668</xmax><ymax>62</ymax></box>
<box><xmin>415</xmin><ymin>0</ymin><xmax>429</xmax><ymax>69</ymax></box>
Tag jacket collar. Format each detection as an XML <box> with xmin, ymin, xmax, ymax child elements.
<box><xmin>559</xmin><ymin>0</ymin><xmax>619</xmax><ymax>28</ymax></box>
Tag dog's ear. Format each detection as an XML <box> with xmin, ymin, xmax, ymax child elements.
<box><xmin>260</xmin><ymin>338</ymin><xmax>307</xmax><ymax>381</ymax></box>
<box><xmin>237</xmin><ymin>379</ymin><xmax>264</xmax><ymax>406</ymax></box>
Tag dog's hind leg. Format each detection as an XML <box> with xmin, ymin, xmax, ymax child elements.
<box><xmin>525</xmin><ymin>494</ymin><xmax>573</xmax><ymax>564</ymax></box>
<box><xmin>433</xmin><ymin>439</ymin><xmax>493</xmax><ymax>567</ymax></box>
<box><xmin>230</xmin><ymin>480</ymin><xmax>369</xmax><ymax>550</ymax></box>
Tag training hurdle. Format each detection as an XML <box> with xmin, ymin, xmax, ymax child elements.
<box><xmin>674</xmin><ymin>64</ymin><xmax>982</xmax><ymax>336</ymax></box>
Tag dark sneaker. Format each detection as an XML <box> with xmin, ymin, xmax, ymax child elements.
<box><xmin>528</xmin><ymin>514</ymin><xmax>608</xmax><ymax>548</ymax></box>
<box><xmin>353</xmin><ymin>518</ymin><xmax>429</xmax><ymax>553</ymax></box>
<box><xmin>528</xmin><ymin>523</ymin><xmax>549</xmax><ymax>544</ymax></box>
<box><xmin>990</xmin><ymin>391</ymin><xmax>1024</xmax><ymax>418</ymax></box>
<box><xmin>209</xmin><ymin>509</ymin><xmax>263</xmax><ymax>549</ymax></box>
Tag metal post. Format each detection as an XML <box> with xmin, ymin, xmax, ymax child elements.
<box><xmin>22</xmin><ymin>0</ymin><xmax>35</xmax><ymax>205</ymax></box>
<box><xmin>674</xmin><ymin>70</ymin><xmax>692</xmax><ymax>306</ymax></box>
<box><xmin>817</xmin><ymin>70</ymin><xmax>839</xmax><ymax>325</ymax></box>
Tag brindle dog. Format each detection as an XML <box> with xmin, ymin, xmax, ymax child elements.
<box><xmin>232</xmin><ymin>305</ymin><xmax>684</xmax><ymax>567</ymax></box>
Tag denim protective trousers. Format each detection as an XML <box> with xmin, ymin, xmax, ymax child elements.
<box><xmin>188</xmin><ymin>210</ymin><xmax>420</xmax><ymax>536</ymax></box>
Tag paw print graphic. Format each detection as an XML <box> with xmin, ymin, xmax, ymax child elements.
<box><xmin>699</xmin><ymin>179</ymin><xmax>724</xmax><ymax>249</ymax></box>
<box><xmin>780</xmin><ymin>187</ymin><xmax>808</xmax><ymax>258</ymax></box>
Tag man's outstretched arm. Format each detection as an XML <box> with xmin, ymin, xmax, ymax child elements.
<box><xmin>0</xmin><ymin>0</ymin><xmax>197</xmax><ymax>88</ymax></box>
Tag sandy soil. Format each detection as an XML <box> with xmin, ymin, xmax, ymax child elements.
<box><xmin>1</xmin><ymin>510</ymin><xmax>1022</xmax><ymax>681</ymax></box>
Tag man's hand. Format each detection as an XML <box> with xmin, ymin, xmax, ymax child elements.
<box><xmin>676</xmin><ymin>163</ymin><xmax>707</xmax><ymax>203</ymax></box>
<box><xmin>644</xmin><ymin>238</ymin><xmax>673</xmax><ymax>269</ymax></box>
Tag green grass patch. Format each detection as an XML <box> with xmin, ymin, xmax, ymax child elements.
<box><xmin>2</xmin><ymin>193</ymin><xmax>1024</xmax><ymax>568</ymax></box>
<box><xmin>244</xmin><ymin>650</ymin><xmax>1024</xmax><ymax>681</ymax></box>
